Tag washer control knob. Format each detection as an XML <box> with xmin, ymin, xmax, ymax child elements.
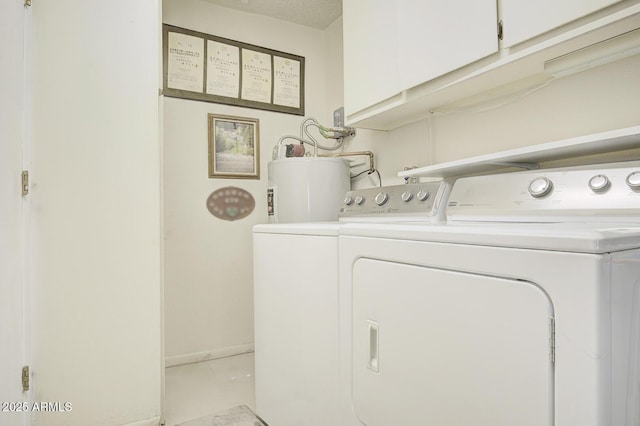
<box><xmin>588</xmin><ymin>174</ymin><xmax>610</xmax><ymax>192</ymax></box>
<box><xmin>344</xmin><ymin>196</ymin><xmax>354</xmax><ymax>206</ymax></box>
<box><xmin>374</xmin><ymin>192</ymin><xmax>389</xmax><ymax>206</ymax></box>
<box><xmin>626</xmin><ymin>172</ymin><xmax>640</xmax><ymax>189</ymax></box>
<box><xmin>416</xmin><ymin>190</ymin><xmax>430</xmax><ymax>201</ymax></box>
<box><xmin>354</xmin><ymin>195</ymin><xmax>365</xmax><ymax>206</ymax></box>
<box><xmin>401</xmin><ymin>191</ymin><xmax>413</xmax><ymax>202</ymax></box>
<box><xmin>528</xmin><ymin>177</ymin><xmax>553</xmax><ymax>198</ymax></box>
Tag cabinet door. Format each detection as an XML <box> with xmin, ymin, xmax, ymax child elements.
<box><xmin>343</xmin><ymin>0</ymin><xmax>399</xmax><ymax>115</ymax></box>
<box><xmin>343</xmin><ymin>0</ymin><xmax>498</xmax><ymax>118</ymax></box>
<box><xmin>501</xmin><ymin>0</ymin><xmax>623</xmax><ymax>47</ymax></box>
<box><xmin>396</xmin><ymin>0</ymin><xmax>498</xmax><ymax>92</ymax></box>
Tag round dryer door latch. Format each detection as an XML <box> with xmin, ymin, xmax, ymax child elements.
<box><xmin>528</xmin><ymin>177</ymin><xmax>553</xmax><ymax>198</ymax></box>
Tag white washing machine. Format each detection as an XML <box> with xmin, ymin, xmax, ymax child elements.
<box><xmin>339</xmin><ymin>162</ymin><xmax>640</xmax><ymax>426</ymax></box>
<box><xmin>252</xmin><ymin>181</ymin><xmax>451</xmax><ymax>426</ymax></box>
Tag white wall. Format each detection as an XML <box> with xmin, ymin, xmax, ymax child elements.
<box><xmin>163</xmin><ymin>0</ymin><xmax>331</xmax><ymax>363</ymax></box>
<box><xmin>428</xmin><ymin>54</ymin><xmax>640</xmax><ymax>164</ymax></box>
<box><xmin>27</xmin><ymin>1</ymin><xmax>162</xmax><ymax>425</ymax></box>
<box><xmin>324</xmin><ymin>17</ymin><xmax>345</xmax><ymax>123</ymax></box>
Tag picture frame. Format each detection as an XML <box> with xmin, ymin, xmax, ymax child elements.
<box><xmin>208</xmin><ymin>114</ymin><xmax>260</xmax><ymax>179</ymax></box>
<box><xmin>163</xmin><ymin>24</ymin><xmax>305</xmax><ymax>116</ymax></box>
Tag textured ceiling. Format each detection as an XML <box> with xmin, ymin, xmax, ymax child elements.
<box><xmin>202</xmin><ymin>0</ymin><xmax>342</xmax><ymax>30</ymax></box>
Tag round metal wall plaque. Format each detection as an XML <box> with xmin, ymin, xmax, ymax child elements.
<box><xmin>206</xmin><ymin>187</ymin><xmax>255</xmax><ymax>221</ymax></box>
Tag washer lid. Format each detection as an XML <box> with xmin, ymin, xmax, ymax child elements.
<box><xmin>339</xmin><ymin>222</ymin><xmax>640</xmax><ymax>253</ymax></box>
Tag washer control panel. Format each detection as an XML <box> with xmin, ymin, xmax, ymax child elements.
<box><xmin>447</xmin><ymin>162</ymin><xmax>640</xmax><ymax>221</ymax></box>
<box><xmin>339</xmin><ymin>182</ymin><xmax>449</xmax><ymax>220</ymax></box>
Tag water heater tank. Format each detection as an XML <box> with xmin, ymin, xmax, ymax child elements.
<box><xmin>267</xmin><ymin>157</ymin><xmax>350</xmax><ymax>223</ymax></box>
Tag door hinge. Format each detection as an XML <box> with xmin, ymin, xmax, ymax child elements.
<box><xmin>24</xmin><ymin>0</ymin><xmax>31</xmax><ymax>7</ymax></box>
<box><xmin>497</xmin><ymin>20</ymin><xmax>504</xmax><ymax>41</ymax></box>
<box><xmin>22</xmin><ymin>366</ymin><xmax>29</xmax><ymax>391</ymax></box>
<box><xmin>549</xmin><ymin>316</ymin><xmax>556</xmax><ymax>364</ymax></box>
<box><xmin>21</xmin><ymin>171</ymin><xmax>29</xmax><ymax>196</ymax></box>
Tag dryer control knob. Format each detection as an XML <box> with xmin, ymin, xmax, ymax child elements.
<box><xmin>528</xmin><ymin>177</ymin><xmax>553</xmax><ymax>198</ymax></box>
<box><xmin>354</xmin><ymin>195</ymin><xmax>365</xmax><ymax>205</ymax></box>
<box><xmin>626</xmin><ymin>172</ymin><xmax>640</xmax><ymax>189</ymax></box>
<box><xmin>588</xmin><ymin>175</ymin><xmax>610</xmax><ymax>192</ymax></box>
<box><xmin>344</xmin><ymin>196</ymin><xmax>354</xmax><ymax>206</ymax></box>
<box><xmin>416</xmin><ymin>190</ymin><xmax>430</xmax><ymax>201</ymax></box>
<box><xmin>401</xmin><ymin>191</ymin><xmax>413</xmax><ymax>202</ymax></box>
<box><xmin>374</xmin><ymin>192</ymin><xmax>389</xmax><ymax>206</ymax></box>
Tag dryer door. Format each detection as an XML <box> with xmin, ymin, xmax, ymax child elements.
<box><xmin>352</xmin><ymin>258</ymin><xmax>554</xmax><ymax>426</ymax></box>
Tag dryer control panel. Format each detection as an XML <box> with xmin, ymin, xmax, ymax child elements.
<box><xmin>339</xmin><ymin>181</ymin><xmax>451</xmax><ymax>221</ymax></box>
<box><xmin>447</xmin><ymin>162</ymin><xmax>640</xmax><ymax>222</ymax></box>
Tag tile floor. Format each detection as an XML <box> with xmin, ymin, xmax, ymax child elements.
<box><xmin>163</xmin><ymin>353</ymin><xmax>256</xmax><ymax>426</ymax></box>
<box><xmin>176</xmin><ymin>405</ymin><xmax>265</xmax><ymax>426</ymax></box>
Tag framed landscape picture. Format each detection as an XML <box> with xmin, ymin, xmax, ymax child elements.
<box><xmin>208</xmin><ymin>114</ymin><xmax>260</xmax><ymax>179</ymax></box>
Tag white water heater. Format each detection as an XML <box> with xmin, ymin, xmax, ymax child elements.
<box><xmin>267</xmin><ymin>157</ymin><xmax>350</xmax><ymax>223</ymax></box>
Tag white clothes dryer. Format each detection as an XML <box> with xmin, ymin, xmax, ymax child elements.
<box><xmin>339</xmin><ymin>162</ymin><xmax>640</xmax><ymax>426</ymax></box>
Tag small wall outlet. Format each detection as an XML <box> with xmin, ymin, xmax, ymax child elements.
<box><xmin>333</xmin><ymin>107</ymin><xmax>345</xmax><ymax>127</ymax></box>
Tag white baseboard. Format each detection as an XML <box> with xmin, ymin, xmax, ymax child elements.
<box><xmin>165</xmin><ymin>343</ymin><xmax>255</xmax><ymax>368</ymax></box>
<box><xmin>123</xmin><ymin>416</ymin><xmax>162</xmax><ymax>426</ymax></box>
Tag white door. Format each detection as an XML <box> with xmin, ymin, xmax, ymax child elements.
<box><xmin>500</xmin><ymin>0</ymin><xmax>622</xmax><ymax>47</ymax></box>
<box><xmin>0</xmin><ymin>1</ymin><xmax>28</xmax><ymax>425</ymax></box>
<box><xmin>351</xmin><ymin>259</ymin><xmax>554</xmax><ymax>426</ymax></box>
<box><xmin>27</xmin><ymin>1</ymin><xmax>162</xmax><ymax>425</ymax></box>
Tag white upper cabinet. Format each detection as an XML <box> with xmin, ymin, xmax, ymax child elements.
<box><xmin>500</xmin><ymin>0</ymin><xmax>623</xmax><ymax>47</ymax></box>
<box><xmin>396</xmin><ymin>1</ymin><xmax>498</xmax><ymax>92</ymax></box>
<box><xmin>343</xmin><ymin>0</ymin><xmax>400</xmax><ymax>115</ymax></box>
<box><xmin>342</xmin><ymin>0</ymin><xmax>639</xmax><ymax>130</ymax></box>
<box><xmin>343</xmin><ymin>0</ymin><xmax>498</xmax><ymax>118</ymax></box>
